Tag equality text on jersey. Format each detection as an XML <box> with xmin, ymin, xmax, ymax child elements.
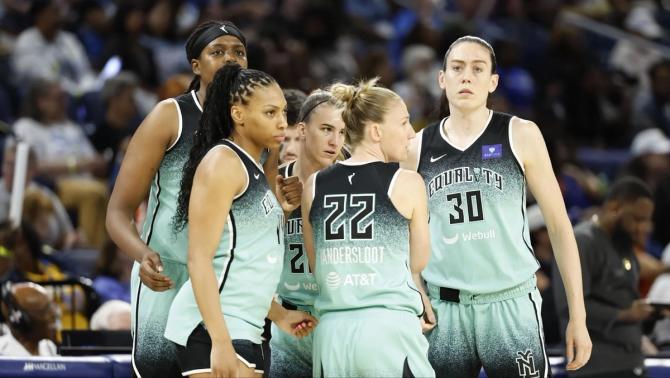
<box><xmin>428</xmin><ymin>166</ymin><xmax>504</xmax><ymax>198</ymax></box>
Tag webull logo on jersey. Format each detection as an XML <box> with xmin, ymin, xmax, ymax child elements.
<box><xmin>325</xmin><ymin>271</ymin><xmax>377</xmax><ymax>288</ymax></box>
<box><xmin>442</xmin><ymin>228</ymin><xmax>496</xmax><ymax>245</ymax></box>
<box><xmin>428</xmin><ymin>167</ymin><xmax>503</xmax><ymax>198</ymax></box>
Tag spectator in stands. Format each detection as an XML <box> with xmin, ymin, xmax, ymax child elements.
<box><xmin>92</xmin><ymin>239</ymin><xmax>131</xmax><ymax>304</ymax></box>
<box><xmin>625</xmin><ymin>128</ymin><xmax>670</xmax><ymax>253</ymax></box>
<box><xmin>90</xmin><ymin>72</ymin><xmax>140</xmax><ymax>185</ymax></box>
<box><xmin>13</xmin><ymin>79</ymin><xmax>108</xmax><ymax>249</ymax></box>
<box><xmin>393</xmin><ymin>44</ymin><xmax>440</xmax><ymax>129</ymax></box>
<box><xmin>554</xmin><ymin>177</ymin><xmax>655</xmax><ymax>377</ymax></box>
<box><xmin>0</xmin><ymin>221</ymin><xmax>88</xmax><ymax>329</ymax></box>
<box><xmin>101</xmin><ymin>3</ymin><xmax>158</xmax><ymax>89</ymax></box>
<box><xmin>648</xmin><ymin>245</ymin><xmax>670</xmax><ymax>351</ymax></box>
<box><xmin>633</xmin><ymin>60</ymin><xmax>670</xmax><ymax>135</ymax></box>
<box><xmin>279</xmin><ymin>89</ymin><xmax>306</xmax><ymax>164</ymax></box>
<box><xmin>12</xmin><ymin>0</ymin><xmax>96</xmax><ymax>96</ymax></box>
<box><xmin>90</xmin><ymin>299</ymin><xmax>131</xmax><ymax>331</ymax></box>
<box><xmin>0</xmin><ymin>140</ymin><xmax>79</xmax><ymax>250</ymax></box>
<box><xmin>0</xmin><ymin>282</ymin><xmax>58</xmax><ymax>356</ymax></box>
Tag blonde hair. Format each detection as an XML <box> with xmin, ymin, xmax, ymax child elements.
<box><xmin>329</xmin><ymin>77</ymin><xmax>400</xmax><ymax>146</ymax></box>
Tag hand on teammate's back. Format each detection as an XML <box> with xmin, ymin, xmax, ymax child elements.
<box><xmin>139</xmin><ymin>251</ymin><xmax>174</xmax><ymax>291</ymax></box>
<box><xmin>276</xmin><ymin>175</ymin><xmax>302</xmax><ymax>212</ymax></box>
<box><xmin>564</xmin><ymin>319</ymin><xmax>592</xmax><ymax>371</ymax></box>
<box><xmin>276</xmin><ymin>309</ymin><xmax>318</xmax><ymax>338</ymax></box>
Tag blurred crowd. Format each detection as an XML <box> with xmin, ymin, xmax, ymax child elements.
<box><xmin>0</xmin><ymin>0</ymin><xmax>669</xmax><ymax>359</ymax></box>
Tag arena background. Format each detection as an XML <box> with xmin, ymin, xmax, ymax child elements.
<box><xmin>1</xmin><ymin>0</ymin><xmax>670</xmax><ymax>377</ymax></box>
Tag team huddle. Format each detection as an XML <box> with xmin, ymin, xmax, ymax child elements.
<box><xmin>106</xmin><ymin>21</ymin><xmax>593</xmax><ymax>378</ymax></box>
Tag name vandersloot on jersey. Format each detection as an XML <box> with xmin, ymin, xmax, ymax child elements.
<box><xmin>428</xmin><ymin>166</ymin><xmax>503</xmax><ymax>197</ymax></box>
<box><xmin>321</xmin><ymin>245</ymin><xmax>385</xmax><ymax>265</ymax></box>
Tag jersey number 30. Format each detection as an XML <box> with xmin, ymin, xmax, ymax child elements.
<box><xmin>446</xmin><ymin>190</ymin><xmax>484</xmax><ymax>224</ymax></box>
<box><xmin>323</xmin><ymin>194</ymin><xmax>375</xmax><ymax>241</ymax></box>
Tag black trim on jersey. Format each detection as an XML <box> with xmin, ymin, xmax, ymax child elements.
<box><xmin>520</xmin><ymin>176</ymin><xmax>538</xmax><ymax>265</ymax></box>
<box><xmin>144</xmin><ymin>171</ymin><xmax>161</xmax><ymax>245</ymax></box>
<box><xmin>165</xmin><ymin>91</ymin><xmax>200</xmax><ymax>157</ymax></box>
<box><xmin>528</xmin><ymin>293</ymin><xmax>550</xmax><ymax>378</ymax></box>
<box><xmin>132</xmin><ymin>283</ymin><xmax>142</xmax><ymax>377</ymax></box>
<box><xmin>405</xmin><ymin>261</ymin><xmax>425</xmax><ymax>318</ymax></box>
<box><xmin>218</xmin><ymin>213</ymin><xmax>237</xmax><ymax>293</ymax></box>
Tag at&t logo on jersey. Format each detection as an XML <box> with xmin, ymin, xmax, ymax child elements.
<box><xmin>325</xmin><ymin>271</ymin><xmax>377</xmax><ymax>288</ymax></box>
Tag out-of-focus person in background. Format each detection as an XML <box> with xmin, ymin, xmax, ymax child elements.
<box><xmin>92</xmin><ymin>239</ymin><xmax>132</xmax><ymax>304</ymax></box>
<box><xmin>554</xmin><ymin>177</ymin><xmax>655</xmax><ymax>377</ymax></box>
<box><xmin>0</xmin><ymin>140</ymin><xmax>79</xmax><ymax>250</ymax></box>
<box><xmin>12</xmin><ymin>0</ymin><xmax>96</xmax><ymax>96</ymax></box>
<box><xmin>279</xmin><ymin>88</ymin><xmax>306</xmax><ymax>164</ymax></box>
<box><xmin>90</xmin><ymin>299</ymin><xmax>131</xmax><ymax>331</ymax></box>
<box><xmin>0</xmin><ymin>282</ymin><xmax>58</xmax><ymax>356</ymax></box>
<box><xmin>12</xmin><ymin>78</ymin><xmax>108</xmax><ymax>249</ymax></box>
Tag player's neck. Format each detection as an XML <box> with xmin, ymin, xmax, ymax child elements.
<box><xmin>442</xmin><ymin>107</ymin><xmax>491</xmax><ymax>148</ymax></box>
<box><xmin>445</xmin><ymin>107</ymin><xmax>491</xmax><ymax>136</ymax></box>
<box><xmin>227</xmin><ymin>132</ymin><xmax>263</xmax><ymax>164</ymax></box>
<box><xmin>295</xmin><ymin>154</ymin><xmax>322</xmax><ymax>183</ymax></box>
<box><xmin>348</xmin><ymin>142</ymin><xmax>385</xmax><ymax>163</ymax></box>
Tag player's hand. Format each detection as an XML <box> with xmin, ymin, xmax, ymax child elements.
<box><xmin>620</xmin><ymin>299</ymin><xmax>655</xmax><ymax>322</ymax></box>
<box><xmin>421</xmin><ymin>302</ymin><xmax>437</xmax><ymax>333</ymax></box>
<box><xmin>564</xmin><ymin>319</ymin><xmax>592</xmax><ymax>371</ymax></box>
<box><xmin>275</xmin><ymin>308</ymin><xmax>318</xmax><ymax>338</ymax></box>
<box><xmin>139</xmin><ymin>251</ymin><xmax>173</xmax><ymax>291</ymax></box>
<box><xmin>276</xmin><ymin>175</ymin><xmax>302</xmax><ymax>213</ymax></box>
<box><xmin>210</xmin><ymin>341</ymin><xmax>239</xmax><ymax>378</ymax></box>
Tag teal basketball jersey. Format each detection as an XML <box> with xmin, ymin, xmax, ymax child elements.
<box><xmin>417</xmin><ymin>111</ymin><xmax>539</xmax><ymax>294</ymax></box>
<box><xmin>165</xmin><ymin>139</ymin><xmax>285</xmax><ymax>345</ymax></box>
<box><xmin>140</xmin><ymin>90</ymin><xmax>202</xmax><ymax>264</ymax></box>
<box><xmin>276</xmin><ymin>161</ymin><xmax>319</xmax><ymax>307</ymax></box>
<box><xmin>309</xmin><ymin>161</ymin><xmax>423</xmax><ymax>316</ymax></box>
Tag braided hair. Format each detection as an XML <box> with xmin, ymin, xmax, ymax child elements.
<box><xmin>173</xmin><ymin>64</ymin><xmax>276</xmax><ymax>231</ymax></box>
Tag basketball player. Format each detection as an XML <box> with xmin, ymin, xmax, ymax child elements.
<box><xmin>164</xmin><ymin>64</ymin><xmax>316</xmax><ymax>378</ymax></box>
<box><xmin>302</xmin><ymin>78</ymin><xmax>435</xmax><ymax>377</ymax></box>
<box><xmin>105</xmin><ymin>21</ymin><xmax>251</xmax><ymax>377</ymax></box>
<box><xmin>271</xmin><ymin>89</ymin><xmax>346</xmax><ymax>377</ymax></box>
<box><xmin>401</xmin><ymin>36</ymin><xmax>592</xmax><ymax>377</ymax></box>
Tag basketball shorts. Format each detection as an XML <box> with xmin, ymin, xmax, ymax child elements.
<box><xmin>426</xmin><ymin>277</ymin><xmax>550</xmax><ymax>378</ymax></box>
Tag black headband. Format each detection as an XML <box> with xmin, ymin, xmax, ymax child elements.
<box><xmin>299</xmin><ymin>98</ymin><xmax>332</xmax><ymax>123</ymax></box>
<box><xmin>188</xmin><ymin>23</ymin><xmax>246</xmax><ymax>62</ymax></box>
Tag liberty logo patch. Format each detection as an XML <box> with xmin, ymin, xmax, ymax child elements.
<box><xmin>515</xmin><ymin>350</ymin><xmax>540</xmax><ymax>378</ymax></box>
<box><xmin>482</xmin><ymin>144</ymin><xmax>502</xmax><ymax>159</ymax></box>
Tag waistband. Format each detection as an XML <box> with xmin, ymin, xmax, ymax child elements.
<box><xmin>427</xmin><ymin>276</ymin><xmax>536</xmax><ymax>304</ymax></box>
<box><xmin>279</xmin><ymin>298</ymin><xmax>316</xmax><ymax>316</ymax></box>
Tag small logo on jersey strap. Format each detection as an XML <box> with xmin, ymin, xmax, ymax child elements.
<box><xmin>515</xmin><ymin>350</ymin><xmax>540</xmax><ymax>378</ymax></box>
<box><xmin>348</xmin><ymin>173</ymin><xmax>356</xmax><ymax>185</ymax></box>
<box><xmin>267</xmin><ymin>254</ymin><xmax>278</xmax><ymax>264</ymax></box>
<box><xmin>326</xmin><ymin>272</ymin><xmax>341</xmax><ymax>288</ymax></box>
<box><xmin>283</xmin><ymin>282</ymin><xmax>300</xmax><ymax>291</ymax></box>
<box><xmin>254</xmin><ymin>173</ymin><xmax>260</xmax><ymax>180</ymax></box>
<box><xmin>430</xmin><ymin>154</ymin><xmax>447</xmax><ymax>163</ymax></box>
<box><xmin>482</xmin><ymin>144</ymin><xmax>502</xmax><ymax>160</ymax></box>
